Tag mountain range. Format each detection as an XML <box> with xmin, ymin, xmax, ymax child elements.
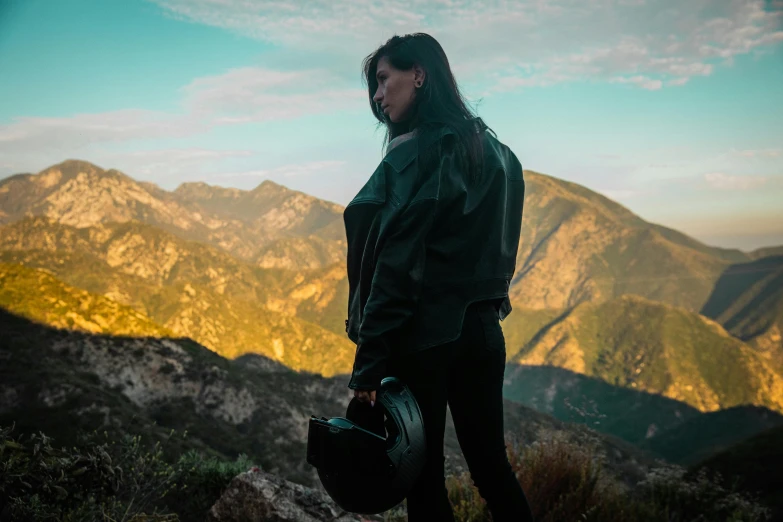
<box><xmin>1</xmin><ymin>158</ymin><xmax>782</xmax><ymax>474</ymax></box>
<box><xmin>0</xmin><ymin>160</ymin><xmax>346</xmax><ymax>269</ymax></box>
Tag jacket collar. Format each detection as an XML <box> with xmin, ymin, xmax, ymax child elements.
<box><xmin>384</xmin><ymin>117</ymin><xmax>487</xmax><ymax>154</ymax></box>
<box><xmin>385</xmin><ymin>129</ymin><xmax>419</xmax><ymax>155</ymax></box>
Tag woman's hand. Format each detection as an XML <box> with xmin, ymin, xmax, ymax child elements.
<box><xmin>354</xmin><ymin>389</ymin><xmax>377</xmax><ymax>407</ymax></box>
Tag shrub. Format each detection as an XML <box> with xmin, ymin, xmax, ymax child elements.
<box><xmin>383</xmin><ymin>431</ymin><xmax>772</xmax><ymax>522</ymax></box>
<box><xmin>164</xmin><ymin>450</ymin><xmax>253</xmax><ymax>521</ymax></box>
<box><xmin>627</xmin><ymin>464</ymin><xmax>772</xmax><ymax>522</ymax></box>
<box><xmin>0</xmin><ymin>422</ymin><xmax>182</xmax><ymax>521</ymax></box>
<box><xmin>446</xmin><ymin>472</ymin><xmax>489</xmax><ymax>521</ymax></box>
<box><xmin>0</xmin><ymin>423</ymin><xmax>253</xmax><ymax>522</ymax></box>
<box><xmin>510</xmin><ymin>431</ymin><xmax>610</xmax><ymax>521</ymax></box>
<box><xmin>2</xmin><ymin>422</ymin><xmax>771</xmax><ymax>522</ymax></box>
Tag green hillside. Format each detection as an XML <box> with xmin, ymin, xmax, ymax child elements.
<box><xmin>0</xmin><ymin>262</ymin><xmax>170</xmax><ymax>337</ymax></box>
<box><xmin>512</xmin><ymin>294</ymin><xmax>783</xmax><ymax>414</ymax></box>
<box><xmin>498</xmin><ymin>305</ymin><xmax>564</xmax><ymax>359</ymax></box>
<box><xmin>701</xmin><ymin>255</ymin><xmax>783</xmax><ymax>372</ymax></box>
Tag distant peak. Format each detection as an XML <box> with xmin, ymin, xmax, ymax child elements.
<box><xmin>174</xmin><ymin>181</ymin><xmax>213</xmax><ymax>192</ymax></box>
<box><xmin>174</xmin><ymin>180</ymin><xmax>244</xmax><ymax>197</ymax></box>
<box><xmin>53</xmin><ymin>158</ymin><xmax>103</xmax><ymax>169</ymax></box>
<box><xmin>38</xmin><ymin>159</ymin><xmax>135</xmax><ymax>185</ymax></box>
<box><xmin>252</xmin><ymin>179</ymin><xmax>296</xmax><ymax>195</ymax></box>
<box><xmin>45</xmin><ymin>159</ymin><xmax>105</xmax><ymax>174</ymax></box>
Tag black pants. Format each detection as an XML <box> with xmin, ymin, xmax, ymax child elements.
<box><xmin>385</xmin><ymin>300</ymin><xmax>534</xmax><ymax>522</ymax></box>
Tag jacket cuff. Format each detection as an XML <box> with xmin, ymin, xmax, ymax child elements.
<box><xmin>348</xmin><ymin>373</ymin><xmax>383</xmax><ymax>391</ymax></box>
<box><xmin>347</xmin><ymin>339</ymin><xmax>389</xmax><ymax>391</ymax></box>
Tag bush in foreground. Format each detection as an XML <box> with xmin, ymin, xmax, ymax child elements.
<box><xmin>0</xmin><ymin>423</ymin><xmax>249</xmax><ymax>521</ymax></box>
<box><xmin>421</xmin><ymin>432</ymin><xmax>770</xmax><ymax>522</ymax></box>
<box><xmin>0</xmin><ymin>423</ymin><xmax>771</xmax><ymax>521</ymax></box>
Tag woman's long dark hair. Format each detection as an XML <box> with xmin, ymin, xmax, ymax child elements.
<box><xmin>361</xmin><ymin>33</ymin><xmax>495</xmax><ymax>184</ymax></box>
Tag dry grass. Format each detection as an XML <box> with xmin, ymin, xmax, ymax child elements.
<box><xmin>384</xmin><ymin>430</ymin><xmax>771</xmax><ymax>522</ymax></box>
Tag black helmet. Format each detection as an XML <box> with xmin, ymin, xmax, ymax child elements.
<box><xmin>306</xmin><ymin>376</ymin><xmax>427</xmax><ymax>514</ymax></box>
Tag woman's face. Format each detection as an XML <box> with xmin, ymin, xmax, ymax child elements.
<box><xmin>372</xmin><ymin>56</ymin><xmax>424</xmax><ymax>124</ymax></box>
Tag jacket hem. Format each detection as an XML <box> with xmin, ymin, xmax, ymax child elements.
<box><xmin>401</xmin><ymin>292</ymin><xmax>511</xmax><ymax>353</ymax></box>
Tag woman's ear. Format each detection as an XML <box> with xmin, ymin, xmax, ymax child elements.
<box><xmin>413</xmin><ymin>65</ymin><xmax>426</xmax><ymax>86</ymax></box>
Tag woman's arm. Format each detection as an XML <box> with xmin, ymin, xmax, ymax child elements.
<box><xmin>348</xmin><ymin>195</ymin><xmax>438</xmax><ymax>390</ymax></box>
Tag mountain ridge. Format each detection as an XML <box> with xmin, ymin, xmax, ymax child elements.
<box><xmin>0</xmin><ymin>160</ymin><xmax>346</xmax><ymax>269</ymax></box>
<box><xmin>3</xmin><ymin>159</ymin><xmax>782</xmax><ymax>413</ymax></box>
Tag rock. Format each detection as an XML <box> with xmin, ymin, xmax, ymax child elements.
<box><xmin>207</xmin><ymin>469</ymin><xmax>384</xmax><ymax>522</ymax></box>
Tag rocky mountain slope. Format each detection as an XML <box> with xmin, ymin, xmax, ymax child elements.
<box><xmin>0</xmin><ymin>160</ymin><xmax>766</xmax><ymax>312</ymax></box>
<box><xmin>0</xmin><ymin>160</ymin><xmax>345</xmax><ymax>269</ymax></box>
<box><xmin>0</xmin><ymin>307</ymin><xmax>656</xmax><ymax>492</ymax></box>
<box><xmin>0</xmin><ymin>219</ymin><xmax>356</xmax><ymax>376</ymax></box>
<box><xmin>174</xmin><ymin>179</ymin><xmax>346</xmax><ymax>269</ymax></box>
<box><xmin>510</xmin><ymin>171</ymin><xmax>750</xmax><ymax>312</ymax></box>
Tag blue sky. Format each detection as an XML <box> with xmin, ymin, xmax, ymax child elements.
<box><xmin>0</xmin><ymin>0</ymin><xmax>781</xmax><ymax>251</ymax></box>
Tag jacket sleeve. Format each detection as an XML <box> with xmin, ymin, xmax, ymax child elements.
<box><xmin>347</xmin><ymin>186</ymin><xmax>439</xmax><ymax>391</ymax></box>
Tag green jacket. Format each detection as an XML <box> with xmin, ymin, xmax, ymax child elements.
<box><xmin>344</xmin><ymin>117</ymin><xmax>525</xmax><ymax>390</ymax></box>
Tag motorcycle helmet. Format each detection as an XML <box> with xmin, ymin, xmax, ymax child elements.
<box><xmin>306</xmin><ymin>376</ymin><xmax>426</xmax><ymax>514</ymax></box>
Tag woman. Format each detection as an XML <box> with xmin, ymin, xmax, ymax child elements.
<box><xmin>344</xmin><ymin>33</ymin><xmax>534</xmax><ymax>521</ymax></box>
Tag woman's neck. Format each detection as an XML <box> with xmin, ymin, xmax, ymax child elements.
<box><xmin>406</xmin><ymin>114</ymin><xmax>419</xmax><ymax>133</ymax></box>
<box><xmin>386</xmin><ymin>126</ymin><xmax>419</xmax><ymax>154</ymax></box>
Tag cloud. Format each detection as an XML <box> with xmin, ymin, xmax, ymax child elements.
<box><xmin>181</xmin><ymin>67</ymin><xmax>365</xmax><ymax>122</ymax></box>
<box><xmin>3</xmin><ymin>0</ymin><xmax>780</xmax><ymax>183</ymax></box>
<box><xmin>703</xmin><ymin>171</ymin><xmax>769</xmax><ymax>190</ymax></box>
<box><xmin>151</xmin><ymin>0</ymin><xmax>783</xmax><ymax>92</ymax></box>
<box><xmin>728</xmin><ymin>148</ymin><xmax>783</xmax><ymax>158</ymax></box>
<box><xmin>0</xmin><ymin>109</ymin><xmax>203</xmax><ymax>153</ymax></box>
<box><xmin>212</xmin><ymin>160</ymin><xmax>348</xmax><ymax>179</ymax></box>
<box><xmin>666</xmin><ymin>77</ymin><xmax>690</xmax><ymax>86</ymax></box>
<box><xmin>0</xmin><ymin>65</ymin><xmax>364</xmax><ymax>170</ymax></box>
<box><xmin>599</xmin><ymin>188</ymin><xmax>650</xmax><ymax>199</ymax></box>
<box><xmin>609</xmin><ymin>75</ymin><xmax>663</xmax><ymax>90</ymax></box>
<box><xmin>95</xmin><ymin>148</ymin><xmax>255</xmax><ymax>178</ymax></box>
<box><xmin>125</xmin><ymin>148</ymin><xmax>253</xmax><ymax>162</ymax></box>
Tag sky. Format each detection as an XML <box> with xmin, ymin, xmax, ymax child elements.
<box><xmin>0</xmin><ymin>0</ymin><xmax>781</xmax><ymax>251</ymax></box>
